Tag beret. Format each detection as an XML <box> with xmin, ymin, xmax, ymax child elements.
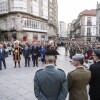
<box><xmin>72</xmin><ymin>54</ymin><xmax>84</xmax><ymax>61</ymax></box>
<box><xmin>94</xmin><ymin>49</ymin><xmax>100</xmax><ymax>57</ymax></box>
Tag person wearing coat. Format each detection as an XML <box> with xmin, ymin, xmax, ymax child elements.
<box><xmin>0</xmin><ymin>43</ymin><xmax>7</xmax><ymax>70</ymax></box>
<box><xmin>32</xmin><ymin>42</ymin><xmax>39</xmax><ymax>67</ymax></box>
<box><xmin>23</xmin><ymin>43</ymin><xmax>31</xmax><ymax>67</ymax></box>
<box><xmin>34</xmin><ymin>48</ymin><xmax>68</xmax><ymax>100</ymax></box>
<box><xmin>67</xmin><ymin>54</ymin><xmax>91</xmax><ymax>100</ymax></box>
<box><xmin>89</xmin><ymin>49</ymin><xmax>100</xmax><ymax>100</ymax></box>
<box><xmin>13</xmin><ymin>41</ymin><xmax>22</xmax><ymax>68</ymax></box>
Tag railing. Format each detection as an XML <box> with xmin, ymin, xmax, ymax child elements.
<box><xmin>87</xmin><ymin>33</ymin><xmax>91</xmax><ymax>36</ymax></box>
<box><xmin>87</xmin><ymin>22</ymin><xmax>92</xmax><ymax>26</ymax></box>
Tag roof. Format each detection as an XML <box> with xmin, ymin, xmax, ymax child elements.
<box><xmin>80</xmin><ymin>9</ymin><xmax>96</xmax><ymax>16</ymax></box>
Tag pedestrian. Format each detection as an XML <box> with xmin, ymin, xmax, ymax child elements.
<box><xmin>89</xmin><ymin>49</ymin><xmax>100</xmax><ymax>100</ymax></box>
<box><xmin>40</xmin><ymin>46</ymin><xmax>46</xmax><ymax>65</ymax></box>
<box><xmin>49</xmin><ymin>40</ymin><xmax>57</xmax><ymax>66</ymax></box>
<box><xmin>32</xmin><ymin>42</ymin><xmax>39</xmax><ymax>67</ymax></box>
<box><xmin>67</xmin><ymin>54</ymin><xmax>91</xmax><ymax>100</ymax></box>
<box><xmin>13</xmin><ymin>41</ymin><xmax>22</xmax><ymax>68</ymax></box>
<box><xmin>34</xmin><ymin>48</ymin><xmax>68</xmax><ymax>100</ymax></box>
<box><xmin>23</xmin><ymin>43</ymin><xmax>31</xmax><ymax>67</ymax></box>
<box><xmin>0</xmin><ymin>43</ymin><xmax>7</xmax><ymax>70</ymax></box>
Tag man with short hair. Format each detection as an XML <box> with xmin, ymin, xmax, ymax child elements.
<box><xmin>23</xmin><ymin>43</ymin><xmax>31</xmax><ymax>67</ymax></box>
<box><xmin>68</xmin><ymin>54</ymin><xmax>91</xmax><ymax>100</ymax></box>
<box><xmin>32</xmin><ymin>42</ymin><xmax>39</xmax><ymax>67</ymax></box>
<box><xmin>0</xmin><ymin>43</ymin><xmax>7</xmax><ymax>70</ymax></box>
<box><xmin>89</xmin><ymin>49</ymin><xmax>100</xmax><ymax>100</ymax></box>
<box><xmin>34</xmin><ymin>48</ymin><xmax>68</xmax><ymax>100</ymax></box>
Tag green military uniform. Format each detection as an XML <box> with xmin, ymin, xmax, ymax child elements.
<box><xmin>68</xmin><ymin>67</ymin><xmax>91</xmax><ymax>100</ymax></box>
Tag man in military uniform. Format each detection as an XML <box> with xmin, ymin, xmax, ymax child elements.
<box><xmin>67</xmin><ymin>54</ymin><xmax>91</xmax><ymax>100</ymax></box>
<box><xmin>34</xmin><ymin>48</ymin><xmax>68</xmax><ymax>100</ymax></box>
<box><xmin>89</xmin><ymin>49</ymin><xmax>100</xmax><ymax>100</ymax></box>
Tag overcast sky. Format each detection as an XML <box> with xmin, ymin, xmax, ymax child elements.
<box><xmin>58</xmin><ymin>0</ymin><xmax>100</xmax><ymax>25</ymax></box>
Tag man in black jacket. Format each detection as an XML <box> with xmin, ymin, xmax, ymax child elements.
<box><xmin>23</xmin><ymin>43</ymin><xmax>31</xmax><ymax>67</ymax></box>
<box><xmin>34</xmin><ymin>48</ymin><xmax>68</xmax><ymax>100</ymax></box>
<box><xmin>32</xmin><ymin>42</ymin><xmax>39</xmax><ymax>67</ymax></box>
<box><xmin>0</xmin><ymin>43</ymin><xmax>6</xmax><ymax>70</ymax></box>
<box><xmin>89</xmin><ymin>49</ymin><xmax>100</xmax><ymax>100</ymax></box>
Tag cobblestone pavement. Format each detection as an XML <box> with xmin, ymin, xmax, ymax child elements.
<box><xmin>0</xmin><ymin>47</ymin><xmax>90</xmax><ymax>100</ymax></box>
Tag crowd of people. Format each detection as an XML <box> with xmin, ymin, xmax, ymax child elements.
<box><xmin>34</xmin><ymin>40</ymin><xmax>100</xmax><ymax>100</ymax></box>
<box><xmin>0</xmin><ymin>39</ymin><xmax>100</xmax><ymax>100</ymax></box>
<box><xmin>0</xmin><ymin>40</ymin><xmax>58</xmax><ymax>70</ymax></box>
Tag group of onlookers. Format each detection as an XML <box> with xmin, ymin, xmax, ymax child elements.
<box><xmin>0</xmin><ymin>40</ymin><xmax>58</xmax><ymax>70</ymax></box>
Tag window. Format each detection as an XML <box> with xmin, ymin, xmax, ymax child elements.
<box><xmin>11</xmin><ymin>0</ymin><xmax>27</xmax><ymax>12</ymax></box>
<box><xmin>41</xmin><ymin>0</ymin><xmax>48</xmax><ymax>19</ymax></box>
<box><xmin>87</xmin><ymin>17</ymin><xmax>92</xmax><ymax>26</ymax></box>
<box><xmin>87</xmin><ymin>28</ymin><xmax>91</xmax><ymax>36</ymax></box>
<box><xmin>0</xmin><ymin>1</ymin><xmax>7</xmax><ymax>14</ymax></box>
<box><xmin>87</xmin><ymin>17</ymin><xmax>91</xmax><ymax>21</ymax></box>
<box><xmin>32</xmin><ymin>0</ymin><xmax>39</xmax><ymax>16</ymax></box>
<box><xmin>22</xmin><ymin>18</ymin><xmax>47</xmax><ymax>31</ymax></box>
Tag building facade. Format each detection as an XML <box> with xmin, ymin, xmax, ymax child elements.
<box><xmin>96</xmin><ymin>2</ymin><xmax>100</xmax><ymax>41</ymax></box>
<box><xmin>0</xmin><ymin>0</ymin><xmax>58</xmax><ymax>41</ymax></box>
<box><xmin>58</xmin><ymin>21</ymin><xmax>67</xmax><ymax>38</ymax></box>
<box><xmin>48</xmin><ymin>0</ymin><xmax>58</xmax><ymax>37</ymax></box>
<box><xmin>73</xmin><ymin>9</ymin><xmax>96</xmax><ymax>42</ymax></box>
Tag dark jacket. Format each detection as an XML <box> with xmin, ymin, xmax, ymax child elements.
<box><xmin>23</xmin><ymin>46</ymin><xmax>30</xmax><ymax>57</ymax></box>
<box><xmin>0</xmin><ymin>48</ymin><xmax>6</xmax><ymax>59</ymax></box>
<box><xmin>89</xmin><ymin>61</ymin><xmax>100</xmax><ymax>98</ymax></box>
<box><xmin>34</xmin><ymin>65</ymin><xmax>68</xmax><ymax>100</ymax></box>
<box><xmin>32</xmin><ymin>46</ymin><xmax>39</xmax><ymax>57</ymax></box>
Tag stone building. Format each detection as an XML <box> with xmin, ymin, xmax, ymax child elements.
<box><xmin>0</xmin><ymin>0</ymin><xmax>58</xmax><ymax>41</ymax></box>
<box><xmin>74</xmin><ymin>9</ymin><xmax>96</xmax><ymax>42</ymax></box>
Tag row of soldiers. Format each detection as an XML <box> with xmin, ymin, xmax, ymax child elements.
<box><xmin>65</xmin><ymin>41</ymin><xmax>100</xmax><ymax>60</ymax></box>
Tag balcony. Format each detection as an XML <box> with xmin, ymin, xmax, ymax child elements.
<box><xmin>87</xmin><ymin>33</ymin><xmax>91</xmax><ymax>36</ymax></box>
<box><xmin>87</xmin><ymin>22</ymin><xmax>92</xmax><ymax>26</ymax></box>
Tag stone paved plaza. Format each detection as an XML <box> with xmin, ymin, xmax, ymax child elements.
<box><xmin>0</xmin><ymin>47</ymin><xmax>90</xmax><ymax>100</ymax></box>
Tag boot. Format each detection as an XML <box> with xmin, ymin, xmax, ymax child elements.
<box><xmin>14</xmin><ymin>61</ymin><xmax>16</xmax><ymax>68</ymax></box>
<box><xmin>18</xmin><ymin>61</ymin><xmax>21</xmax><ymax>68</ymax></box>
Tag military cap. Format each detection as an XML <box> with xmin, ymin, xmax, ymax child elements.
<box><xmin>72</xmin><ymin>54</ymin><xmax>84</xmax><ymax>61</ymax></box>
<box><xmin>45</xmin><ymin>48</ymin><xmax>59</xmax><ymax>55</ymax></box>
<box><xmin>93</xmin><ymin>49</ymin><xmax>100</xmax><ymax>57</ymax></box>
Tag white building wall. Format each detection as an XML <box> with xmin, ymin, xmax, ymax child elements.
<box><xmin>59</xmin><ymin>21</ymin><xmax>67</xmax><ymax>37</ymax></box>
<box><xmin>10</xmin><ymin>0</ymin><xmax>27</xmax><ymax>12</ymax></box>
<box><xmin>42</xmin><ymin>0</ymin><xmax>48</xmax><ymax>19</ymax></box>
<box><xmin>84</xmin><ymin>16</ymin><xmax>96</xmax><ymax>36</ymax></box>
<box><xmin>32</xmin><ymin>0</ymin><xmax>39</xmax><ymax>16</ymax></box>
